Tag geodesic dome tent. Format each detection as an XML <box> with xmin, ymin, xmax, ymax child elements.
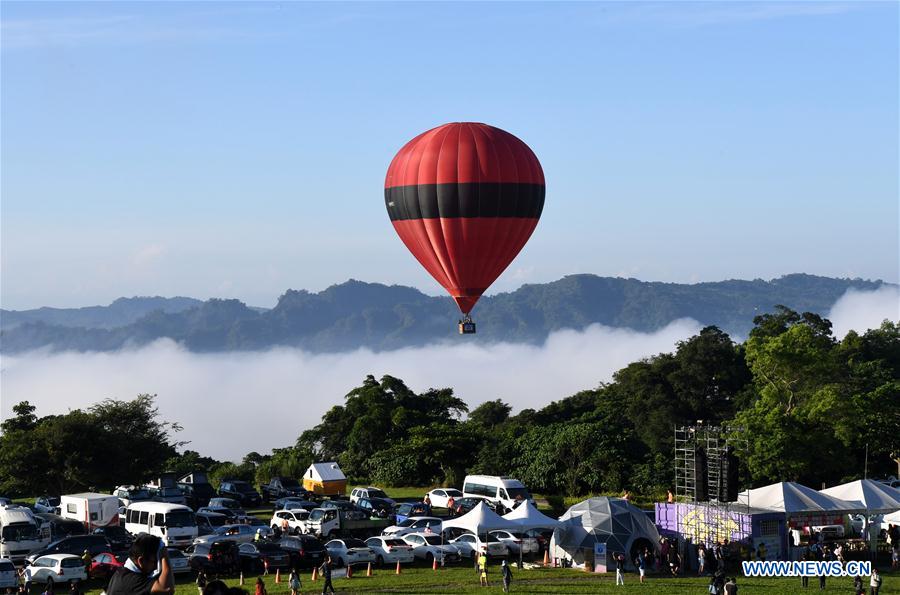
<box><xmin>550</xmin><ymin>497</ymin><xmax>660</xmax><ymax>568</ymax></box>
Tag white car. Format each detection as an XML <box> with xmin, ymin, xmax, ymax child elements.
<box><xmin>364</xmin><ymin>536</ymin><xmax>415</xmax><ymax>566</ymax></box>
<box><xmin>0</xmin><ymin>558</ymin><xmax>18</xmax><ymax>590</ymax></box>
<box><xmin>426</xmin><ymin>488</ymin><xmax>463</xmax><ymax>509</ymax></box>
<box><xmin>27</xmin><ymin>554</ymin><xmax>88</xmax><ymax>585</ymax></box>
<box><xmin>401</xmin><ymin>533</ymin><xmax>461</xmax><ymax>564</ymax></box>
<box><xmin>449</xmin><ymin>533</ymin><xmax>509</xmax><ymax>559</ymax></box>
<box><xmin>34</xmin><ymin>497</ymin><xmax>61</xmax><ymax>515</ymax></box>
<box><xmin>349</xmin><ymin>487</ymin><xmax>395</xmax><ymax>507</ymax></box>
<box><xmin>382</xmin><ymin>516</ymin><xmax>443</xmax><ymax>537</ymax></box>
<box><xmin>270</xmin><ymin>509</ymin><xmax>310</xmax><ymax>535</ymax></box>
<box><xmin>193</xmin><ymin>524</ymin><xmax>257</xmax><ymax>544</ymax></box>
<box><xmin>166</xmin><ymin>548</ymin><xmax>191</xmax><ymax>573</ymax></box>
<box><xmin>324</xmin><ymin>538</ymin><xmax>376</xmax><ymax>567</ymax></box>
<box><xmin>490</xmin><ymin>530</ymin><xmax>540</xmax><ymax>555</ymax></box>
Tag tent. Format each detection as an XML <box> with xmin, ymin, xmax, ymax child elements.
<box><xmin>550</xmin><ymin>497</ymin><xmax>660</xmax><ymax>568</ymax></box>
<box><xmin>503</xmin><ymin>501</ymin><xmax>560</xmax><ymax>531</ymax></box>
<box><xmin>737</xmin><ymin>482</ymin><xmax>862</xmax><ymax>514</ymax></box>
<box><xmin>441</xmin><ymin>502</ymin><xmax>520</xmax><ymax>535</ymax></box>
<box><xmin>302</xmin><ymin>462</ymin><xmax>347</xmax><ymax>496</ymax></box>
<box><xmin>819</xmin><ymin>480</ymin><xmax>900</xmax><ymax>515</ymax></box>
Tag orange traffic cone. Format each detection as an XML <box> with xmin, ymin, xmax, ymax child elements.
<box><xmin>432</xmin><ymin>557</ymin><xmax>438</xmax><ymax>571</ymax></box>
<box><xmin>543</xmin><ymin>550</ymin><xmax>550</xmax><ymax>567</ymax></box>
<box><xmin>366</xmin><ymin>562</ymin><xmax>372</xmax><ymax>577</ymax></box>
<box><xmin>239</xmin><ymin>572</ymin><xmax>244</xmax><ymax>586</ymax></box>
<box><xmin>395</xmin><ymin>560</ymin><xmax>402</xmax><ymax>575</ymax></box>
<box><xmin>346</xmin><ymin>564</ymin><xmax>353</xmax><ymax>579</ymax></box>
<box><xmin>311</xmin><ymin>566</ymin><xmax>318</xmax><ymax>581</ymax></box>
<box><xmin>275</xmin><ymin>568</ymin><xmax>281</xmax><ymax>583</ymax></box>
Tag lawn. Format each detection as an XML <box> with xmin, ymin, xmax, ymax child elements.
<box><xmin>72</xmin><ymin>565</ymin><xmax>897</xmax><ymax>594</ymax></box>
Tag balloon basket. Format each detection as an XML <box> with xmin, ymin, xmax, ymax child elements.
<box><xmin>458</xmin><ymin>316</ymin><xmax>476</xmax><ymax>334</ymax></box>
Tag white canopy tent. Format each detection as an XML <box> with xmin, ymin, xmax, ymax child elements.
<box><xmin>737</xmin><ymin>481</ymin><xmax>862</xmax><ymax>514</ymax></box>
<box><xmin>442</xmin><ymin>502</ymin><xmax>521</xmax><ymax>535</ymax></box>
<box><xmin>820</xmin><ymin>480</ymin><xmax>900</xmax><ymax>515</ymax></box>
<box><xmin>502</xmin><ymin>502</ymin><xmax>561</xmax><ymax>531</ymax></box>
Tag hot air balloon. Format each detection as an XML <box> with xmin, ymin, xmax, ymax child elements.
<box><xmin>384</xmin><ymin>122</ymin><xmax>545</xmax><ymax>333</ymax></box>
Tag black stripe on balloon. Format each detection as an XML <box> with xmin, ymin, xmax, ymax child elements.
<box><xmin>384</xmin><ymin>183</ymin><xmax>545</xmax><ymax>221</ymax></box>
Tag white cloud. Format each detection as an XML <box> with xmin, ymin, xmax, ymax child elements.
<box><xmin>132</xmin><ymin>244</ymin><xmax>166</xmax><ymax>266</ymax></box>
<box><xmin>827</xmin><ymin>286</ymin><xmax>900</xmax><ymax>338</ymax></box>
<box><xmin>0</xmin><ymin>319</ymin><xmax>701</xmax><ymax>461</ymax></box>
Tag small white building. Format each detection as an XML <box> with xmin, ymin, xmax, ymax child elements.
<box><xmin>302</xmin><ymin>462</ymin><xmax>347</xmax><ymax>496</ymax></box>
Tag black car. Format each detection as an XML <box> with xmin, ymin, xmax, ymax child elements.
<box><xmin>217</xmin><ymin>481</ymin><xmax>261</xmax><ymax>507</ymax></box>
<box><xmin>26</xmin><ymin>534</ymin><xmax>110</xmax><ymax>564</ymax></box>
<box><xmin>197</xmin><ymin>506</ymin><xmax>239</xmax><ymax>523</ymax></box>
<box><xmin>278</xmin><ymin>535</ymin><xmax>326</xmax><ymax>569</ymax></box>
<box><xmin>320</xmin><ymin>500</ymin><xmax>359</xmax><ymax>512</ymax></box>
<box><xmin>186</xmin><ymin>541</ymin><xmax>241</xmax><ymax>575</ymax></box>
<box><xmin>33</xmin><ymin>513</ymin><xmax>87</xmax><ymax>540</ymax></box>
<box><xmin>92</xmin><ymin>526</ymin><xmax>133</xmax><ymax>553</ymax></box>
<box><xmin>274</xmin><ymin>498</ymin><xmax>319</xmax><ymax>512</ymax></box>
<box><xmin>356</xmin><ymin>497</ymin><xmax>394</xmax><ymax>519</ymax></box>
<box><xmin>178</xmin><ymin>482</ymin><xmax>217</xmax><ymax>510</ymax></box>
<box><xmin>237</xmin><ymin>542</ymin><xmax>291</xmax><ymax>573</ymax></box>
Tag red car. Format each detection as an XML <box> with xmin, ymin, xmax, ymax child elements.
<box><xmin>90</xmin><ymin>552</ymin><xmax>124</xmax><ymax>579</ymax></box>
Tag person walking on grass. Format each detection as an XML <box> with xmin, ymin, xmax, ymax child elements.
<box><xmin>478</xmin><ymin>554</ymin><xmax>488</xmax><ymax>587</ymax></box>
<box><xmin>870</xmin><ymin>568</ymin><xmax>882</xmax><ymax>595</ymax></box>
<box><xmin>614</xmin><ymin>553</ymin><xmax>625</xmax><ymax>586</ymax></box>
<box><xmin>289</xmin><ymin>569</ymin><xmax>302</xmax><ymax>595</ymax></box>
<box><xmin>635</xmin><ymin>549</ymin><xmax>646</xmax><ymax>584</ymax></box>
<box><xmin>319</xmin><ymin>557</ymin><xmax>335</xmax><ymax>595</ymax></box>
<box><xmin>500</xmin><ymin>559</ymin><xmax>512</xmax><ymax>593</ymax></box>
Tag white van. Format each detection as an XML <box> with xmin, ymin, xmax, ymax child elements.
<box><xmin>462</xmin><ymin>475</ymin><xmax>535</xmax><ymax>512</ymax></box>
<box><xmin>60</xmin><ymin>493</ymin><xmax>120</xmax><ymax>529</ymax></box>
<box><xmin>0</xmin><ymin>505</ymin><xmax>47</xmax><ymax>563</ymax></box>
<box><xmin>125</xmin><ymin>502</ymin><xmax>197</xmax><ymax>548</ymax></box>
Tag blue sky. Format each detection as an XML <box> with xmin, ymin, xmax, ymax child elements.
<box><xmin>2</xmin><ymin>1</ymin><xmax>897</xmax><ymax>310</ymax></box>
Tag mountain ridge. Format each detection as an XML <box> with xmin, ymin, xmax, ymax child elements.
<box><xmin>0</xmin><ymin>273</ymin><xmax>891</xmax><ymax>354</ymax></box>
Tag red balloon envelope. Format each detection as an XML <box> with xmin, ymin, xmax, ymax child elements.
<box><xmin>384</xmin><ymin>122</ymin><xmax>545</xmax><ymax>314</ymax></box>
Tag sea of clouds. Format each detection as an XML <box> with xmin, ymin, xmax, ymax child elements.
<box><xmin>1</xmin><ymin>287</ymin><xmax>897</xmax><ymax>460</ymax></box>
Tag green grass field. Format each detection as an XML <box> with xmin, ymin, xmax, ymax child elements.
<box><xmin>69</xmin><ymin>565</ymin><xmax>898</xmax><ymax>594</ymax></box>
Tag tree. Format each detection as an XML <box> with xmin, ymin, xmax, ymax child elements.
<box><xmin>467</xmin><ymin>400</ymin><xmax>512</xmax><ymax>428</ymax></box>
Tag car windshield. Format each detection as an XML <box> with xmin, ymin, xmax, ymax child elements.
<box><xmin>344</xmin><ymin>539</ymin><xmax>367</xmax><ymax>548</ymax></box>
<box><xmin>309</xmin><ymin>510</ymin><xmax>325</xmax><ymax>522</ymax></box>
<box><xmin>397</xmin><ymin>504</ymin><xmax>412</xmax><ymax>514</ymax></box>
<box><xmin>422</xmin><ymin>536</ymin><xmax>443</xmax><ymax>546</ymax></box>
<box><xmin>1</xmin><ymin>524</ymin><xmax>38</xmax><ymax>541</ymax></box>
<box><xmin>281</xmin><ymin>479</ymin><xmax>300</xmax><ymax>488</ymax></box>
<box><xmin>163</xmin><ymin>511</ymin><xmax>195</xmax><ymax>528</ymax></box>
<box><xmin>506</xmin><ymin>487</ymin><xmax>530</xmax><ymax>499</ymax></box>
<box><xmin>46</xmin><ymin>497</ymin><xmax>61</xmax><ymax>506</ymax></box>
<box><xmin>128</xmin><ymin>490</ymin><xmax>151</xmax><ymax>500</ymax></box>
<box><xmin>446</xmin><ymin>490</ymin><xmax>463</xmax><ymax>497</ymax></box>
<box><xmin>234</xmin><ymin>484</ymin><xmax>254</xmax><ymax>493</ymax></box>
<box><xmin>61</xmin><ymin>558</ymin><xmax>83</xmax><ymax>568</ymax></box>
<box><xmin>368</xmin><ymin>489</ymin><xmax>387</xmax><ymax>499</ymax></box>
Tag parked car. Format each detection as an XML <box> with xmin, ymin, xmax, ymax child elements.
<box><xmin>363</xmin><ymin>536</ymin><xmax>415</xmax><ymax>566</ymax></box>
<box><xmin>92</xmin><ymin>526</ymin><xmax>132</xmax><ymax>553</ymax></box>
<box><xmin>349</xmin><ymin>487</ymin><xmax>395</xmax><ymax>507</ymax></box>
<box><xmin>489</xmin><ymin>530</ymin><xmax>540</xmax><ymax>555</ymax></box>
<box><xmin>324</xmin><ymin>538</ymin><xmax>376</xmax><ymax>567</ymax></box>
<box><xmin>356</xmin><ymin>498</ymin><xmax>394</xmax><ymax>519</ymax></box>
<box><xmin>195</xmin><ymin>511</ymin><xmax>229</xmax><ymax>536</ymax></box>
<box><xmin>523</xmin><ymin>528</ymin><xmax>553</xmax><ymax>552</ymax></box>
<box><xmin>34</xmin><ymin>497</ymin><xmax>61</xmax><ymax>515</ymax></box>
<box><xmin>382</xmin><ymin>516</ymin><xmax>443</xmax><ymax>538</ymax></box>
<box><xmin>278</xmin><ymin>535</ymin><xmax>326</xmax><ymax>569</ymax></box>
<box><xmin>261</xmin><ymin>478</ymin><xmax>310</xmax><ymax>503</ymax></box>
<box><xmin>89</xmin><ymin>552</ymin><xmax>124</xmax><ymax>580</ymax></box>
<box><xmin>144</xmin><ymin>486</ymin><xmax>186</xmax><ymax>506</ymax></box>
<box><xmin>27</xmin><ymin>554</ymin><xmax>88</xmax><ymax>585</ymax></box>
<box><xmin>112</xmin><ymin>486</ymin><xmax>153</xmax><ymax>508</ymax></box>
<box><xmin>245</xmin><ymin>518</ymin><xmax>274</xmax><ymax>540</ymax></box>
<box><xmin>394</xmin><ymin>502</ymin><xmax>431</xmax><ymax>524</ymax></box>
<box><xmin>166</xmin><ymin>548</ymin><xmax>191</xmax><ymax>573</ymax></box>
<box><xmin>237</xmin><ymin>542</ymin><xmax>291</xmax><ymax>573</ymax></box>
<box><xmin>274</xmin><ymin>498</ymin><xmax>319</xmax><ymax>512</ymax></box>
<box><xmin>197</xmin><ymin>506</ymin><xmax>239</xmax><ymax>523</ymax></box>
<box><xmin>26</xmin><ymin>535</ymin><xmax>110</xmax><ymax>564</ymax></box>
<box><xmin>186</xmin><ymin>541</ymin><xmax>241</xmax><ymax>575</ymax></box>
<box><xmin>320</xmin><ymin>500</ymin><xmax>359</xmax><ymax>512</ymax></box>
<box><xmin>193</xmin><ymin>524</ymin><xmax>257</xmax><ymax>545</ymax></box>
<box><xmin>425</xmin><ymin>489</ymin><xmax>463</xmax><ymax>509</ymax></box>
<box><xmin>449</xmin><ymin>533</ymin><xmax>508</xmax><ymax>559</ymax></box>
<box><xmin>401</xmin><ymin>533</ymin><xmax>460</xmax><ymax>564</ymax></box>
<box><xmin>217</xmin><ymin>481</ymin><xmax>261</xmax><ymax>508</ymax></box>
<box><xmin>178</xmin><ymin>482</ymin><xmax>217</xmax><ymax>510</ymax></box>
<box><xmin>0</xmin><ymin>558</ymin><xmax>18</xmax><ymax>590</ymax></box>
<box><xmin>270</xmin><ymin>510</ymin><xmax>310</xmax><ymax>535</ymax></box>
<box><xmin>33</xmin><ymin>513</ymin><xmax>86</xmax><ymax>540</ymax></box>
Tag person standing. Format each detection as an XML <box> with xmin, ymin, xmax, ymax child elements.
<box><xmin>724</xmin><ymin>576</ymin><xmax>737</xmax><ymax>595</ymax></box>
<box><xmin>478</xmin><ymin>553</ymin><xmax>488</xmax><ymax>587</ymax></box>
<box><xmin>800</xmin><ymin>546</ymin><xmax>810</xmax><ymax>588</ymax></box>
<box><xmin>196</xmin><ymin>568</ymin><xmax>209</xmax><ymax>595</ymax></box>
<box><xmin>80</xmin><ymin>550</ymin><xmax>91</xmax><ymax>576</ymax></box>
<box><xmin>698</xmin><ymin>544</ymin><xmax>706</xmax><ymax>576</ymax></box>
<box><xmin>19</xmin><ymin>565</ymin><xmax>32</xmax><ymax>595</ymax></box>
<box><xmin>854</xmin><ymin>575</ymin><xmax>865</xmax><ymax>595</ymax></box>
<box><xmin>756</xmin><ymin>542</ymin><xmax>766</xmax><ymax>562</ymax></box>
<box><xmin>289</xmin><ymin>569</ymin><xmax>302</xmax><ymax>595</ymax></box>
<box><xmin>614</xmin><ymin>553</ymin><xmax>625</xmax><ymax>586</ymax></box>
<box><xmin>447</xmin><ymin>496</ymin><xmax>455</xmax><ymax>517</ymax></box>
<box><xmin>635</xmin><ymin>550</ymin><xmax>646</xmax><ymax>584</ymax></box>
<box><xmin>870</xmin><ymin>568</ymin><xmax>882</xmax><ymax>595</ymax></box>
<box><xmin>319</xmin><ymin>557</ymin><xmax>334</xmax><ymax>595</ymax></box>
<box><xmin>500</xmin><ymin>559</ymin><xmax>512</xmax><ymax>593</ymax></box>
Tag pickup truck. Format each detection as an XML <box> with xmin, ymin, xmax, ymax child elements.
<box><xmin>304</xmin><ymin>508</ymin><xmax>392</xmax><ymax>540</ymax></box>
<box><xmin>260</xmin><ymin>478</ymin><xmax>309</xmax><ymax>503</ymax></box>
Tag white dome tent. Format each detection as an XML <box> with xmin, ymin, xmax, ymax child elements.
<box><xmin>550</xmin><ymin>497</ymin><xmax>660</xmax><ymax>569</ymax></box>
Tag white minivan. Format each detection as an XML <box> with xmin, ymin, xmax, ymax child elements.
<box><xmin>124</xmin><ymin>502</ymin><xmax>197</xmax><ymax>548</ymax></box>
<box><xmin>462</xmin><ymin>475</ymin><xmax>535</xmax><ymax>512</ymax></box>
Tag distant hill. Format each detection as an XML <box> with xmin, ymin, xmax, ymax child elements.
<box><xmin>0</xmin><ymin>274</ymin><xmax>890</xmax><ymax>354</ymax></box>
